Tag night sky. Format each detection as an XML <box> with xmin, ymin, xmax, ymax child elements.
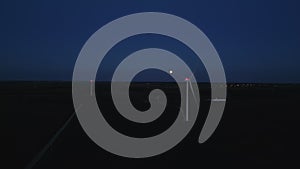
<box><xmin>2</xmin><ymin>0</ymin><xmax>300</xmax><ymax>83</ymax></box>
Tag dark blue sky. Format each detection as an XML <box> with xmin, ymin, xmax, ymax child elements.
<box><xmin>2</xmin><ymin>0</ymin><xmax>300</xmax><ymax>83</ymax></box>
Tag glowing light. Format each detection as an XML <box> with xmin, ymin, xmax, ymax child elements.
<box><xmin>185</xmin><ymin>77</ymin><xmax>190</xmax><ymax>81</ymax></box>
<box><xmin>169</xmin><ymin>70</ymin><xmax>173</xmax><ymax>74</ymax></box>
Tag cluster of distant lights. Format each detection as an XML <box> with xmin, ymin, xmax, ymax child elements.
<box><xmin>90</xmin><ymin>69</ymin><xmax>257</xmax><ymax>88</ymax></box>
<box><xmin>168</xmin><ymin>69</ymin><xmax>258</xmax><ymax>88</ymax></box>
<box><xmin>228</xmin><ymin>83</ymin><xmax>256</xmax><ymax>88</ymax></box>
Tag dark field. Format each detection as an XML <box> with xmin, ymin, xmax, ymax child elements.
<box><xmin>6</xmin><ymin>82</ymin><xmax>300</xmax><ymax>168</ymax></box>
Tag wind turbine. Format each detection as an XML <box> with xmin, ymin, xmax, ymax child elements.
<box><xmin>90</xmin><ymin>80</ymin><xmax>94</xmax><ymax>96</ymax></box>
<box><xmin>168</xmin><ymin>69</ymin><xmax>199</xmax><ymax>122</ymax></box>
